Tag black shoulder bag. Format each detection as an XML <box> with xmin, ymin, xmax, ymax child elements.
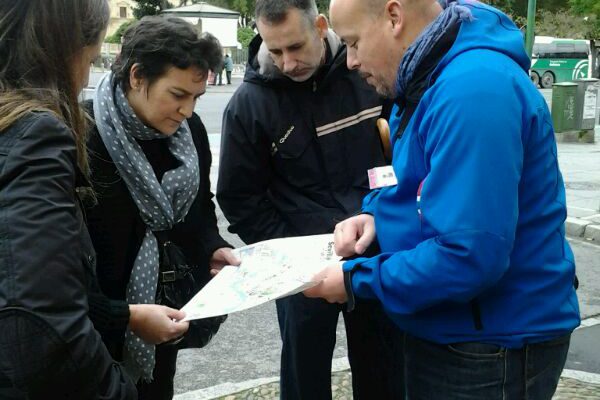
<box><xmin>153</xmin><ymin>231</ymin><xmax>226</xmax><ymax>349</ymax></box>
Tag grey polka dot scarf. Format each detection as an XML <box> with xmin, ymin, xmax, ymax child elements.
<box><xmin>93</xmin><ymin>72</ymin><xmax>200</xmax><ymax>382</ymax></box>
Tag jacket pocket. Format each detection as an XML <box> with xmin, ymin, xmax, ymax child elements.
<box><xmin>271</xmin><ymin>126</ymin><xmax>321</xmax><ymax>188</ymax></box>
<box><xmin>447</xmin><ymin>342</ymin><xmax>505</xmax><ymax>359</ymax></box>
<box><xmin>273</xmin><ymin>123</ymin><xmax>313</xmax><ymax>159</ymax></box>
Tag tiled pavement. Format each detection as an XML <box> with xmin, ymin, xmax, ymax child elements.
<box><xmin>211</xmin><ymin>371</ymin><xmax>600</xmax><ymax>400</ymax></box>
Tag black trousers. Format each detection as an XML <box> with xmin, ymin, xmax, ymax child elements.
<box><xmin>276</xmin><ymin>295</ymin><xmax>405</xmax><ymax>400</ymax></box>
<box><xmin>226</xmin><ymin>71</ymin><xmax>232</xmax><ymax>84</ymax></box>
<box><xmin>212</xmin><ymin>70</ymin><xmax>223</xmax><ymax>85</ymax></box>
<box><xmin>137</xmin><ymin>344</ymin><xmax>179</xmax><ymax>400</ymax></box>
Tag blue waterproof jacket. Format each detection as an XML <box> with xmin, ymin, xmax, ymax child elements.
<box><xmin>344</xmin><ymin>1</ymin><xmax>580</xmax><ymax>347</ymax></box>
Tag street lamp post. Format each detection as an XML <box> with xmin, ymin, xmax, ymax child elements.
<box><xmin>525</xmin><ymin>0</ymin><xmax>537</xmax><ymax>59</ymax></box>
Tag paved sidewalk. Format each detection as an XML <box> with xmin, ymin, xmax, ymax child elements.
<box><xmin>179</xmin><ymin>368</ymin><xmax>600</xmax><ymax>400</ymax></box>
<box><xmin>560</xmin><ymin>128</ymin><xmax>600</xmax><ymax>244</ymax></box>
<box><xmin>203</xmin><ymin>70</ymin><xmax>245</xmax><ymax>94</ymax></box>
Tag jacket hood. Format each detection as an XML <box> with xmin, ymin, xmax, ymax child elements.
<box><xmin>244</xmin><ymin>29</ymin><xmax>346</xmax><ymax>87</ymax></box>
<box><xmin>437</xmin><ymin>1</ymin><xmax>530</xmax><ymax>74</ymax></box>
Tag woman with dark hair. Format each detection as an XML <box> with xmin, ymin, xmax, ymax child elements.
<box><xmin>0</xmin><ymin>0</ymin><xmax>136</xmax><ymax>398</ymax></box>
<box><xmin>84</xmin><ymin>16</ymin><xmax>238</xmax><ymax>398</ymax></box>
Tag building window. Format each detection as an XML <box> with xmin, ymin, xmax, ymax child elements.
<box><xmin>120</xmin><ymin>7</ymin><xmax>127</xmax><ymax>18</ymax></box>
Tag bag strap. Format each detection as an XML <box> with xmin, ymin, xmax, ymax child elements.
<box><xmin>153</xmin><ymin>230</ymin><xmax>170</xmax><ymax>247</ymax></box>
<box><xmin>152</xmin><ymin>230</ymin><xmax>184</xmax><ymax>283</ymax></box>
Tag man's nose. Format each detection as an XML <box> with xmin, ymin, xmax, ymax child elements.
<box><xmin>282</xmin><ymin>52</ymin><xmax>298</xmax><ymax>74</ymax></box>
<box><xmin>346</xmin><ymin>48</ymin><xmax>360</xmax><ymax>70</ymax></box>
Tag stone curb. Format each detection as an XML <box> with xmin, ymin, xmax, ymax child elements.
<box><xmin>584</xmin><ymin>224</ymin><xmax>600</xmax><ymax>242</ymax></box>
<box><xmin>566</xmin><ymin>216</ymin><xmax>600</xmax><ymax>245</ymax></box>
<box><xmin>176</xmin><ymin>369</ymin><xmax>600</xmax><ymax>400</ymax></box>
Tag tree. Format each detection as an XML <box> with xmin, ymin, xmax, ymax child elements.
<box><xmin>133</xmin><ymin>0</ymin><xmax>173</xmax><ymax>19</ymax></box>
<box><xmin>194</xmin><ymin>0</ymin><xmax>254</xmax><ymax>26</ymax></box>
<box><xmin>536</xmin><ymin>9</ymin><xmax>596</xmax><ymax>38</ymax></box>
<box><xmin>238</xmin><ymin>26</ymin><xmax>256</xmax><ymax>48</ymax></box>
<box><xmin>481</xmin><ymin>0</ymin><xmax>600</xmax><ymax>39</ymax></box>
<box><xmin>569</xmin><ymin>0</ymin><xmax>600</xmax><ymax>17</ymax></box>
<box><xmin>230</xmin><ymin>0</ymin><xmax>255</xmax><ymax>27</ymax></box>
<box><xmin>105</xmin><ymin>21</ymin><xmax>135</xmax><ymax>43</ymax></box>
<box><xmin>482</xmin><ymin>0</ymin><xmax>570</xmax><ymax>19</ymax></box>
<box><xmin>316</xmin><ymin>0</ymin><xmax>330</xmax><ymax>15</ymax></box>
<box><xmin>199</xmin><ymin>0</ymin><xmax>330</xmax><ymax>27</ymax></box>
<box><xmin>569</xmin><ymin>0</ymin><xmax>600</xmax><ymax>38</ymax></box>
<box><xmin>483</xmin><ymin>0</ymin><xmax>517</xmax><ymax>14</ymax></box>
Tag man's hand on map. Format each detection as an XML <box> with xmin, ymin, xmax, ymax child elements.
<box><xmin>210</xmin><ymin>247</ymin><xmax>241</xmax><ymax>276</ymax></box>
<box><xmin>303</xmin><ymin>262</ymin><xmax>347</xmax><ymax>303</ymax></box>
<box><xmin>334</xmin><ymin>214</ymin><xmax>376</xmax><ymax>257</ymax></box>
<box><xmin>129</xmin><ymin>304</ymin><xmax>190</xmax><ymax>344</ymax></box>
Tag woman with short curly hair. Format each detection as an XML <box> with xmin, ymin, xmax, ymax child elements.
<box><xmin>84</xmin><ymin>16</ymin><xmax>239</xmax><ymax>398</ymax></box>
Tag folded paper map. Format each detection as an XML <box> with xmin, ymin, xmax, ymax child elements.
<box><xmin>181</xmin><ymin>234</ymin><xmax>340</xmax><ymax>321</ymax></box>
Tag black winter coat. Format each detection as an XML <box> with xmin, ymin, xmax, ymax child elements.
<box><xmin>0</xmin><ymin>113</ymin><xmax>136</xmax><ymax>399</ymax></box>
<box><xmin>84</xmin><ymin>105</ymin><xmax>229</xmax><ymax>357</ymax></box>
<box><xmin>217</xmin><ymin>34</ymin><xmax>387</xmax><ymax>245</ymax></box>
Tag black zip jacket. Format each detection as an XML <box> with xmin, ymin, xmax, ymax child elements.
<box><xmin>84</xmin><ymin>103</ymin><xmax>230</xmax><ymax>357</ymax></box>
<box><xmin>217</xmin><ymin>33</ymin><xmax>387</xmax><ymax>244</ymax></box>
<box><xmin>0</xmin><ymin>113</ymin><xmax>136</xmax><ymax>399</ymax></box>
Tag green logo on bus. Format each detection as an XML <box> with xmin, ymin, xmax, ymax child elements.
<box><xmin>572</xmin><ymin>60</ymin><xmax>589</xmax><ymax>80</ymax></box>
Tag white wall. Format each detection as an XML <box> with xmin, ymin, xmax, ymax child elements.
<box><xmin>201</xmin><ymin>17</ymin><xmax>239</xmax><ymax>48</ymax></box>
<box><xmin>169</xmin><ymin>15</ymin><xmax>239</xmax><ymax>49</ymax></box>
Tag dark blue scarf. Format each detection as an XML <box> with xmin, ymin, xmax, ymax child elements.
<box><xmin>395</xmin><ymin>0</ymin><xmax>473</xmax><ymax>99</ymax></box>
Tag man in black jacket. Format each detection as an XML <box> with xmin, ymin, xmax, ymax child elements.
<box><xmin>217</xmin><ymin>1</ymin><xmax>403</xmax><ymax>398</ymax></box>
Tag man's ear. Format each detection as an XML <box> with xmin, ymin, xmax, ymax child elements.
<box><xmin>315</xmin><ymin>14</ymin><xmax>329</xmax><ymax>39</ymax></box>
<box><xmin>387</xmin><ymin>0</ymin><xmax>404</xmax><ymax>38</ymax></box>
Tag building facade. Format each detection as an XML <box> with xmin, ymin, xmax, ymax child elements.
<box><xmin>107</xmin><ymin>0</ymin><xmax>136</xmax><ymax>36</ymax></box>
